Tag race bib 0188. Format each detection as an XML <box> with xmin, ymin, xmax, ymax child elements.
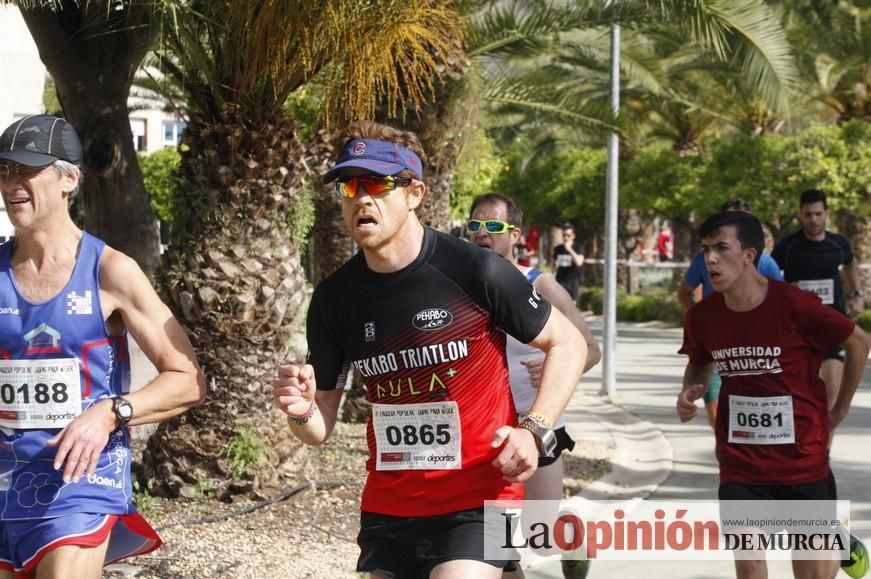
<box><xmin>0</xmin><ymin>358</ymin><xmax>82</xmax><ymax>429</ymax></box>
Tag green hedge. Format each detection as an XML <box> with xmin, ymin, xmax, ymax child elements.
<box><xmin>579</xmin><ymin>287</ymin><xmax>684</xmax><ymax>327</ymax></box>
<box><xmin>582</xmin><ymin>290</ymin><xmax>871</xmax><ymax>330</ymax></box>
<box><xmin>856</xmin><ymin>310</ymin><xmax>871</xmax><ymax>333</ymax></box>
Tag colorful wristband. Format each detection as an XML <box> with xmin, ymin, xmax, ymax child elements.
<box><xmin>290</xmin><ymin>400</ymin><xmax>317</xmax><ymax>425</ymax></box>
<box><xmin>525</xmin><ymin>411</ymin><xmax>554</xmax><ymax>430</ymax></box>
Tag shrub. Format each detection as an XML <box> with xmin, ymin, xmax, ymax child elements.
<box><xmin>855</xmin><ymin>310</ymin><xmax>871</xmax><ymax>333</ymax></box>
<box><xmin>222</xmin><ymin>428</ymin><xmax>267</xmax><ymax>480</ymax></box>
<box><xmin>139</xmin><ymin>147</ymin><xmax>181</xmax><ymax>223</ymax></box>
<box><xmin>578</xmin><ymin>287</ymin><xmax>684</xmax><ymax>326</ymax></box>
<box><xmin>578</xmin><ymin>286</ymin><xmax>605</xmax><ymax>314</ymax></box>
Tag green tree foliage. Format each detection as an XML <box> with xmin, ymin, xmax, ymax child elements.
<box><xmin>701</xmin><ymin>121</ymin><xmax>871</xmax><ymax>234</ymax></box>
<box><xmin>450</xmin><ymin>127</ymin><xmax>505</xmax><ymax>219</ymax></box>
<box><xmin>493</xmin><ymin>142</ymin><xmax>607</xmax><ymax>235</ymax></box>
<box><xmin>621</xmin><ymin>146</ymin><xmax>706</xmax><ymax>220</ymax></box>
<box><xmin>490</xmin><ymin>121</ymin><xmax>869</xmax><ymax>239</ymax></box>
<box><xmin>138</xmin><ymin>147</ymin><xmax>181</xmax><ymax>223</ymax></box>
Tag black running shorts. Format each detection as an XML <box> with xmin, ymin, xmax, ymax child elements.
<box><xmin>356</xmin><ymin>507</ymin><xmax>513</xmax><ymax>578</ymax></box>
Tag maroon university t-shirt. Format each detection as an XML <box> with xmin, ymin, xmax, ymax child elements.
<box><xmin>681</xmin><ymin>279</ymin><xmax>854</xmax><ymax>485</ymax></box>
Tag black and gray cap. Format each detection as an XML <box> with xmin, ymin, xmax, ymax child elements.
<box><xmin>0</xmin><ymin>114</ymin><xmax>83</xmax><ymax>167</ymax></box>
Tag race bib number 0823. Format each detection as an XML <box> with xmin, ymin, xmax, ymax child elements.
<box><xmin>797</xmin><ymin>279</ymin><xmax>834</xmax><ymax>305</ymax></box>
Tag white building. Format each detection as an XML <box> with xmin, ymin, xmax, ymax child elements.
<box><xmin>0</xmin><ymin>5</ymin><xmax>184</xmax><ymax>241</ymax></box>
<box><xmin>0</xmin><ymin>5</ymin><xmax>45</xmax><ymax>241</ymax></box>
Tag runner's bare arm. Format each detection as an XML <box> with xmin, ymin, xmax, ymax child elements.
<box><xmin>273</xmin><ymin>363</ymin><xmax>342</xmax><ymax>445</ymax></box>
<box><xmin>533</xmin><ymin>273</ymin><xmax>601</xmax><ymax>372</ymax></box>
<box><xmin>99</xmin><ymin>248</ymin><xmax>206</xmax><ymax>423</ymax></box>
<box><xmin>48</xmin><ymin>248</ymin><xmax>205</xmax><ymax>483</ymax></box>
<box><xmin>677</xmin><ymin>363</ymin><xmax>713</xmax><ymax>422</ymax></box>
<box><xmin>491</xmin><ymin>307</ymin><xmax>586</xmax><ymax>483</ymax></box>
<box><xmin>843</xmin><ymin>260</ymin><xmax>864</xmax><ymax>317</ymax></box>
<box><xmin>567</xmin><ymin>247</ymin><xmax>584</xmax><ymax>267</ymax></box>
<box><xmin>525</xmin><ymin>307</ymin><xmax>586</xmax><ymax>427</ymax></box>
<box><xmin>830</xmin><ymin>326</ymin><xmax>871</xmax><ymax>428</ymax></box>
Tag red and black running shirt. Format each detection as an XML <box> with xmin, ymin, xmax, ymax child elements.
<box><xmin>306</xmin><ymin>227</ymin><xmax>552</xmax><ymax>516</ymax></box>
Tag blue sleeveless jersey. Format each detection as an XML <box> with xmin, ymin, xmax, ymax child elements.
<box><xmin>0</xmin><ymin>233</ymin><xmax>133</xmax><ymax>520</ymax></box>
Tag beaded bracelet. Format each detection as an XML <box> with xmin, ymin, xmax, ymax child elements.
<box><xmin>290</xmin><ymin>400</ymin><xmax>317</xmax><ymax>425</ymax></box>
<box><xmin>525</xmin><ymin>411</ymin><xmax>554</xmax><ymax>430</ymax></box>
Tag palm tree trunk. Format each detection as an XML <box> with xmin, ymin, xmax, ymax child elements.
<box><xmin>140</xmin><ymin>113</ymin><xmax>310</xmax><ymax>498</ymax></box>
<box><xmin>308</xmin><ymin>129</ymin><xmax>355</xmax><ymax>284</ymax></box>
<box><xmin>381</xmin><ymin>63</ymin><xmax>471</xmax><ymax>232</ymax></box>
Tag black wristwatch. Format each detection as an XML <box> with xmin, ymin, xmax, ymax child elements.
<box><xmin>851</xmin><ymin>290</ymin><xmax>865</xmax><ymax>298</ymax></box>
<box><xmin>518</xmin><ymin>417</ymin><xmax>557</xmax><ymax>458</ymax></box>
<box><xmin>111</xmin><ymin>396</ymin><xmax>134</xmax><ymax>426</ymax></box>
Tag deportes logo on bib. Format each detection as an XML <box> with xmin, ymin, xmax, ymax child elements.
<box><xmin>412</xmin><ymin>308</ymin><xmax>453</xmax><ymax>331</ymax></box>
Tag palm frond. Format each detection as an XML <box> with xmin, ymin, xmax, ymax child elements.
<box><xmin>719</xmin><ymin>0</ymin><xmax>799</xmax><ymax>110</ymax></box>
<box><xmin>466</xmin><ymin>0</ymin><xmax>595</xmax><ymax>58</ymax></box>
<box><xmin>482</xmin><ymin>71</ymin><xmax>618</xmax><ymax>133</ymax></box>
<box><xmin>323</xmin><ymin>0</ymin><xmax>463</xmax><ymax>123</ymax></box>
<box><xmin>152</xmin><ymin>0</ymin><xmax>464</xmax><ymax>126</ymax></box>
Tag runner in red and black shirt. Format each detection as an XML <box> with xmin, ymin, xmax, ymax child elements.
<box><xmin>272</xmin><ymin>121</ymin><xmax>586</xmax><ymax>579</ymax></box>
<box><xmin>677</xmin><ymin>210</ymin><xmax>870</xmax><ymax>579</ymax></box>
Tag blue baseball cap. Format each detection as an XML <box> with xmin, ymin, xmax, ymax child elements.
<box><xmin>322</xmin><ymin>138</ymin><xmax>423</xmax><ymax>183</ymax></box>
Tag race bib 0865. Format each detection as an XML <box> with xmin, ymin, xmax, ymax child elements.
<box><xmin>372</xmin><ymin>402</ymin><xmax>462</xmax><ymax>471</ymax></box>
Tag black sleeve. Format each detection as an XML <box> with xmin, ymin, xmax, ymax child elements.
<box><xmin>478</xmin><ymin>252</ymin><xmax>553</xmax><ymax>343</ymax></box>
<box><xmin>840</xmin><ymin>235</ymin><xmax>854</xmax><ymax>265</ymax></box>
<box><xmin>305</xmin><ymin>284</ymin><xmax>351</xmax><ymax>391</ymax></box>
<box><xmin>770</xmin><ymin>239</ymin><xmax>785</xmax><ymax>270</ymax></box>
<box><xmin>430</xmin><ymin>235</ymin><xmax>552</xmax><ymax>344</ymax></box>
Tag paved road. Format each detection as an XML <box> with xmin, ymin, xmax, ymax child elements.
<box><xmin>530</xmin><ymin>321</ymin><xmax>871</xmax><ymax>579</ymax></box>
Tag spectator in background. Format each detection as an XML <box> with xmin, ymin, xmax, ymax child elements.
<box><xmin>552</xmin><ymin>223</ymin><xmax>584</xmax><ymax>301</ymax></box>
<box><xmin>526</xmin><ymin>225</ymin><xmax>541</xmax><ymax>266</ymax></box>
<box><xmin>516</xmin><ymin>232</ymin><xmax>531</xmax><ymax>266</ymax></box>
<box><xmin>657</xmin><ymin>222</ymin><xmax>674</xmax><ymax>261</ymax></box>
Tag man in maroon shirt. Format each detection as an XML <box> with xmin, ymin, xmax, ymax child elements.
<box><xmin>676</xmin><ymin>211</ymin><xmax>870</xmax><ymax>579</ymax></box>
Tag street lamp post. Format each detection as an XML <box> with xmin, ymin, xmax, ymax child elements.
<box><xmin>601</xmin><ymin>20</ymin><xmax>620</xmax><ymax>398</ymax></box>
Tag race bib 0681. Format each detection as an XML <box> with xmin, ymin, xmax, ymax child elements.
<box><xmin>728</xmin><ymin>394</ymin><xmax>794</xmax><ymax>445</ymax></box>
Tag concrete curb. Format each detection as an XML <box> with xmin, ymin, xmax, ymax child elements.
<box><xmin>522</xmin><ymin>394</ymin><xmax>674</xmax><ymax>576</ymax></box>
<box><xmin>570</xmin><ymin>394</ymin><xmax>673</xmax><ymax>501</ymax></box>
